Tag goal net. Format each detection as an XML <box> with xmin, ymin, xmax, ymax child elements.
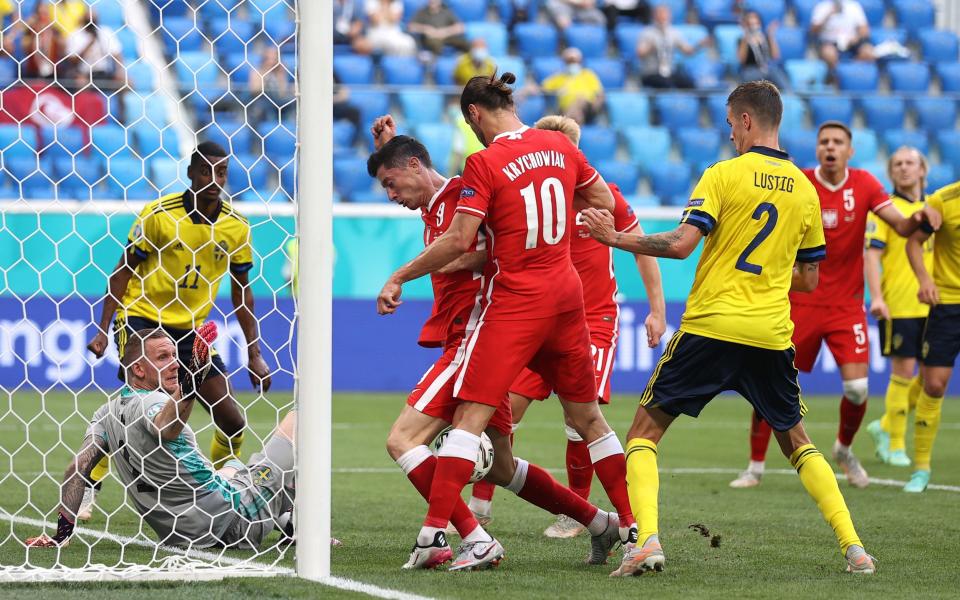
<box><xmin>0</xmin><ymin>0</ymin><xmax>310</xmax><ymax>582</ymax></box>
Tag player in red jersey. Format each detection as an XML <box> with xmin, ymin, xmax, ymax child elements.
<box><xmin>730</xmin><ymin>121</ymin><xmax>941</xmax><ymax>490</ymax></box>
<box><xmin>377</xmin><ymin>73</ymin><xmax>637</xmax><ymax>570</ymax></box>
<box><xmin>369</xmin><ymin>114</ymin><xmax>630</xmax><ymax>571</ymax></box>
<box><xmin>465</xmin><ymin>116</ymin><xmax>667</xmax><ymax>539</ymax></box>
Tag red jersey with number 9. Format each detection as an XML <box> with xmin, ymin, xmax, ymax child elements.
<box><xmin>790</xmin><ymin>167</ymin><xmax>891</xmax><ymax>308</ymax></box>
<box><xmin>456</xmin><ymin>126</ymin><xmax>600</xmax><ymax>320</ymax></box>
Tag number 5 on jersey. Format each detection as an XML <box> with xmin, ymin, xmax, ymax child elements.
<box><xmin>521</xmin><ymin>177</ymin><xmax>566</xmax><ymax>249</ymax></box>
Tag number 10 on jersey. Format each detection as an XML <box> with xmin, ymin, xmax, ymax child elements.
<box><xmin>521</xmin><ymin>177</ymin><xmax>566</xmax><ymax>249</ymax></box>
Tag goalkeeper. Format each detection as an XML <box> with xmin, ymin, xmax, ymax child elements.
<box><xmin>85</xmin><ymin>142</ymin><xmax>272</xmax><ymax>517</ymax></box>
<box><xmin>27</xmin><ymin>326</ymin><xmax>294</xmax><ymax>550</ymax></box>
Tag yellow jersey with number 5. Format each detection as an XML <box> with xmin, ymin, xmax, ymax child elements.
<box><xmin>678</xmin><ymin>146</ymin><xmax>825</xmax><ymax>350</ymax></box>
<box><xmin>925</xmin><ymin>181</ymin><xmax>960</xmax><ymax>304</ymax></box>
<box><xmin>119</xmin><ymin>192</ymin><xmax>253</xmax><ymax>330</ymax></box>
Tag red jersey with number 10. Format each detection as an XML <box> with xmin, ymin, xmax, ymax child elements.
<box><xmin>790</xmin><ymin>167</ymin><xmax>890</xmax><ymax>308</ymax></box>
<box><xmin>457</xmin><ymin>126</ymin><xmax>600</xmax><ymax>320</ymax></box>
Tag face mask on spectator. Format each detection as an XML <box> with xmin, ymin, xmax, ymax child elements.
<box><xmin>567</xmin><ymin>63</ymin><xmax>582</xmax><ymax>75</ymax></box>
<box><xmin>471</xmin><ymin>47</ymin><xmax>488</xmax><ymax>62</ymax></box>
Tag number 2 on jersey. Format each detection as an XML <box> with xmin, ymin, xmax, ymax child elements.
<box><xmin>735</xmin><ymin>202</ymin><xmax>778</xmax><ymax>275</ymax></box>
<box><xmin>520</xmin><ymin>177</ymin><xmax>566</xmax><ymax>249</ymax></box>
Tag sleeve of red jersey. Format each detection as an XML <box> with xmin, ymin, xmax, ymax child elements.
<box><xmin>573</xmin><ymin>147</ymin><xmax>600</xmax><ymax>190</ymax></box>
<box><xmin>456</xmin><ymin>153</ymin><xmax>492</xmax><ymax>219</ymax></box>
<box><xmin>680</xmin><ymin>165</ymin><xmax>720</xmax><ymax>235</ymax></box>
<box><xmin>611</xmin><ymin>185</ymin><xmax>640</xmax><ymax>233</ymax></box>
<box><xmin>865</xmin><ymin>172</ymin><xmax>893</xmax><ymax>213</ymax></box>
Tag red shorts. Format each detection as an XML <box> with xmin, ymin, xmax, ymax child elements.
<box><xmin>406</xmin><ymin>335</ymin><xmax>514</xmax><ymax>435</ymax></box>
<box><xmin>791</xmin><ymin>303</ymin><xmax>869</xmax><ymax>372</ymax></box>
<box><xmin>454</xmin><ymin>309</ymin><xmax>598</xmax><ymax>407</ymax></box>
<box><xmin>509</xmin><ymin>326</ymin><xmax>617</xmax><ymax>404</ymax></box>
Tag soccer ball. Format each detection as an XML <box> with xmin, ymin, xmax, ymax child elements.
<box><xmin>431</xmin><ymin>427</ymin><xmax>495</xmax><ymax>483</ymax></box>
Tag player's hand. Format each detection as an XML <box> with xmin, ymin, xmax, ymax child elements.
<box><xmin>370</xmin><ymin>115</ymin><xmax>397</xmax><ymax>151</ymax></box>
<box><xmin>645</xmin><ymin>313</ymin><xmax>666</xmax><ymax>348</ymax></box>
<box><xmin>25</xmin><ymin>533</ymin><xmax>68</xmax><ymax>548</ymax></box>
<box><xmin>918</xmin><ymin>277</ymin><xmax>940</xmax><ymax>306</ymax></box>
<box><xmin>377</xmin><ymin>279</ymin><xmax>403</xmax><ymax>315</ymax></box>
<box><xmin>869</xmin><ymin>298</ymin><xmax>890</xmax><ymax>321</ymax></box>
<box><xmin>247</xmin><ymin>352</ymin><xmax>272</xmax><ymax>393</ymax></box>
<box><xmin>916</xmin><ymin>205</ymin><xmax>942</xmax><ymax>231</ymax></box>
<box><xmin>580</xmin><ymin>208</ymin><xmax>616</xmax><ymax>246</ymax></box>
<box><xmin>87</xmin><ymin>332</ymin><xmax>109</xmax><ymax>359</ymax></box>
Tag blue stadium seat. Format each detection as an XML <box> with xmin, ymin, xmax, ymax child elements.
<box><xmin>713</xmin><ymin>24</ymin><xmax>743</xmax><ymax>67</ymax></box>
<box><xmin>648</xmin><ymin>161</ymin><xmax>692</xmax><ymax>200</ymax></box>
<box><xmin>586</xmin><ymin>58</ymin><xmax>626</xmax><ymax>88</ymax></box>
<box><xmin>926</xmin><ymin>163</ymin><xmax>954</xmax><ymax>193</ymax></box>
<box><xmin>348</xmin><ymin>90</ymin><xmax>390</xmax><ymax>127</ymax></box>
<box><xmin>861</xmin><ymin>97</ymin><xmax>906</xmax><ymax>132</ymax></box>
<box><xmin>654</xmin><ymin>93</ymin><xmax>700</xmax><ymax>131</ymax></box>
<box><xmin>532</xmin><ymin>56</ymin><xmax>564</xmax><ymax>83</ymax></box>
<box><xmin>4</xmin><ymin>156</ymin><xmax>38</xmax><ymax>182</ymax></box>
<box><xmin>133</xmin><ymin>124</ymin><xmax>179</xmax><ymax>159</ymax></box>
<box><xmin>705</xmin><ymin>93</ymin><xmax>729</xmax><ymax>130</ymax></box>
<box><xmin>686</xmin><ymin>56</ymin><xmax>724</xmax><ymax>89</ymax></box>
<box><xmin>259</xmin><ymin>123</ymin><xmax>296</xmax><ymax>163</ymax></box>
<box><xmin>775</xmin><ymin>26</ymin><xmax>806</xmax><ymax>61</ymax></box>
<box><xmin>493</xmin><ymin>55</ymin><xmax>526</xmax><ymax>85</ymax></box>
<box><xmin>432</xmin><ymin>56</ymin><xmax>459</xmax><ymax>86</ymax></box>
<box><xmin>858</xmin><ymin>0</ymin><xmax>886</xmax><ymax>27</ymax></box>
<box><xmin>892</xmin><ymin>0</ymin><xmax>935</xmax><ymax>37</ymax></box>
<box><xmin>697</xmin><ymin>0</ymin><xmax>739</xmax><ymax>27</ymax></box>
<box><xmin>95</xmin><ymin>0</ymin><xmax>126</xmax><ymax>27</ymax></box>
<box><xmin>849</xmin><ymin>129</ymin><xmax>879</xmax><ymax>166</ymax></box>
<box><xmin>629</xmin><ymin>194</ymin><xmax>662</xmax><ymax>208</ymax></box>
<box><xmin>883</xmin><ymin>129</ymin><xmax>930</xmax><ymax>155</ymax></box>
<box><xmin>808</xmin><ymin>95</ymin><xmax>853</xmax><ymax>127</ymax></box>
<box><xmin>792</xmin><ymin>0</ymin><xmax>818</xmax><ymax>28</ymax></box>
<box><xmin>265</xmin><ymin>19</ymin><xmax>296</xmax><ymax>47</ymax></box>
<box><xmin>40</xmin><ymin>126</ymin><xmax>85</xmax><ymax>161</ymax></box>
<box><xmin>125</xmin><ymin>61</ymin><xmax>155</xmax><ymax>90</ymax></box>
<box><xmin>162</xmin><ymin>16</ymin><xmax>204</xmax><ymax>53</ymax></box>
<box><xmin>333</xmin><ymin>55</ymin><xmax>374</xmax><ymax>85</ymax></box>
<box><xmin>781</xmin><ymin>94</ymin><xmax>806</xmax><ymax>131</ymax></box>
<box><xmin>780</xmin><ymin>129</ymin><xmax>817</xmax><ymax>168</ymax></box>
<box><xmin>414</xmin><ymin>123</ymin><xmax>454</xmax><ymax>166</ymax></box>
<box><xmin>653</xmin><ymin>0</ymin><xmax>687</xmax><ymax>23</ymax></box>
<box><xmin>614</xmin><ymin>23</ymin><xmax>644</xmax><ymax>58</ymax></box>
<box><xmin>228</xmin><ymin>155</ymin><xmax>269</xmax><ymax>195</ymax></box>
<box><xmin>887</xmin><ymin>62</ymin><xmax>930</xmax><ymax>92</ymax></box>
<box><xmin>936</xmin><ymin>62</ymin><xmax>960</xmax><ymax>92</ymax></box>
<box><xmin>90</xmin><ymin>125</ymin><xmax>127</xmax><ymax>158</ymax></box>
<box><xmin>0</xmin><ymin>125</ymin><xmax>38</xmax><ymax>158</ymax></box>
<box><xmin>398</xmin><ymin>90</ymin><xmax>445</xmax><ymax>127</ymax></box>
<box><xmin>677</xmin><ymin>128</ymin><xmax>721</xmax><ymax>171</ymax></box>
<box><xmin>675</xmin><ymin>24</ymin><xmax>710</xmax><ymax>63</ymax></box>
<box><xmin>743</xmin><ymin>0</ymin><xmax>786</xmax><ymax>25</ymax></box>
<box><xmin>465</xmin><ymin>22</ymin><xmax>508</xmax><ymax>56</ymax></box>
<box><xmin>871</xmin><ymin>27</ymin><xmax>907</xmax><ymax>46</ymax></box>
<box><xmin>785</xmin><ymin>59</ymin><xmax>827</xmax><ymax>91</ymax></box>
<box><xmin>107</xmin><ymin>157</ymin><xmax>146</xmax><ymax>189</ymax></box>
<box><xmin>623</xmin><ymin>126</ymin><xmax>670</xmax><ymax>170</ymax></box>
<box><xmin>333</xmin><ymin>120</ymin><xmax>356</xmax><ymax>151</ymax></box>
<box><xmin>913</xmin><ymin>97</ymin><xmax>956</xmax><ymax>133</ymax></box>
<box><xmin>333</xmin><ymin>157</ymin><xmax>373</xmax><ymax>200</ymax></box>
<box><xmin>514</xmin><ymin>22</ymin><xmax>559</xmax><ymax>59</ymax></box>
<box><xmin>492</xmin><ymin>0</ymin><xmax>541</xmax><ymax>23</ymax></box>
<box><xmin>71</xmin><ymin>157</ymin><xmax>103</xmax><ymax>186</ymax></box>
<box><xmin>152</xmin><ymin>157</ymin><xmax>190</xmax><ymax>192</ymax></box>
<box><xmin>565</xmin><ymin>24</ymin><xmax>608</xmax><ymax>59</ymax></box>
<box><xmin>203</xmin><ymin>120</ymin><xmax>253</xmax><ymax>155</ymax></box>
<box><xmin>210</xmin><ymin>19</ymin><xmax>254</xmax><ymax>55</ymax></box>
<box><xmin>836</xmin><ymin>62</ymin><xmax>879</xmax><ymax>91</ymax></box>
<box><xmin>937</xmin><ymin>131</ymin><xmax>960</xmax><ymax>169</ymax></box>
<box><xmin>606</xmin><ymin>92</ymin><xmax>650</xmax><ymax>128</ymax></box>
<box><xmin>579</xmin><ymin>126</ymin><xmax>618</xmax><ymax>161</ymax></box>
<box><xmin>381</xmin><ymin>56</ymin><xmax>424</xmax><ymax>85</ymax></box>
<box><xmin>596</xmin><ymin>160</ymin><xmax>639</xmax><ymax>194</ymax></box>
<box><xmin>918</xmin><ymin>30</ymin><xmax>959</xmax><ymax>63</ymax></box>
<box><xmin>517</xmin><ymin>94</ymin><xmax>547</xmax><ymax>124</ymax></box>
<box><xmin>446</xmin><ymin>0</ymin><xmax>487</xmax><ymax>22</ymax></box>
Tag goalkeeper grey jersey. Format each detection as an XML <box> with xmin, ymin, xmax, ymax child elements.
<box><xmin>87</xmin><ymin>386</ymin><xmax>239</xmax><ymax>547</ymax></box>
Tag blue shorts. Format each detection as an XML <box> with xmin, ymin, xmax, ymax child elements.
<box><xmin>640</xmin><ymin>331</ymin><xmax>807</xmax><ymax>432</ymax></box>
<box><xmin>922</xmin><ymin>304</ymin><xmax>960</xmax><ymax>367</ymax></box>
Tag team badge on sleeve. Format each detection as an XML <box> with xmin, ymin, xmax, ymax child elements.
<box><xmin>460</xmin><ymin>187</ymin><xmax>475</xmax><ymax>198</ymax></box>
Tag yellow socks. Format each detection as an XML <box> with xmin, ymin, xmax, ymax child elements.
<box><xmin>913</xmin><ymin>391</ymin><xmax>944</xmax><ymax>472</ymax></box>
<box><xmin>790</xmin><ymin>444</ymin><xmax>862</xmax><ymax>554</ymax></box>
<box><xmin>89</xmin><ymin>456</ymin><xmax>109</xmax><ymax>483</ymax></box>
<box><xmin>625</xmin><ymin>438</ymin><xmax>659</xmax><ymax>542</ymax></box>
<box><xmin>881</xmin><ymin>374</ymin><xmax>912</xmax><ymax>452</ymax></box>
<box><xmin>908</xmin><ymin>375</ymin><xmax>922</xmax><ymax>412</ymax></box>
<box><xmin>210</xmin><ymin>430</ymin><xmax>245</xmax><ymax>469</ymax></box>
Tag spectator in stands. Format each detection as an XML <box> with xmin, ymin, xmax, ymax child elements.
<box><xmin>453</xmin><ymin>38</ymin><xmax>496</xmax><ymax>86</ymax></box>
<box><xmin>810</xmin><ymin>0</ymin><xmax>874</xmax><ymax>70</ymax></box>
<box><xmin>66</xmin><ymin>9</ymin><xmax>123</xmax><ymax>90</ymax></box>
<box><xmin>49</xmin><ymin>0</ymin><xmax>87</xmax><ymax>36</ymax></box>
<box><xmin>408</xmin><ymin>0</ymin><xmax>470</xmax><ymax>57</ymax></box>
<box><xmin>737</xmin><ymin>10</ymin><xmax>789</xmax><ymax>91</ymax></box>
<box><xmin>545</xmin><ymin>0</ymin><xmax>606</xmax><ymax>29</ymax></box>
<box><xmin>636</xmin><ymin>4</ymin><xmax>704</xmax><ymax>89</ymax></box>
<box><xmin>21</xmin><ymin>2</ymin><xmax>66</xmax><ymax>80</ymax></box>
<box><xmin>351</xmin><ymin>0</ymin><xmax>417</xmax><ymax>56</ymax></box>
<box><xmin>334</xmin><ymin>74</ymin><xmax>362</xmax><ymax>145</ymax></box>
<box><xmin>334</xmin><ymin>0</ymin><xmax>366</xmax><ymax>49</ymax></box>
<box><xmin>602</xmin><ymin>0</ymin><xmax>650</xmax><ymax>29</ymax></box>
<box><xmin>249</xmin><ymin>46</ymin><xmax>294</xmax><ymax>123</ymax></box>
<box><xmin>540</xmin><ymin>47</ymin><xmax>605</xmax><ymax>124</ymax></box>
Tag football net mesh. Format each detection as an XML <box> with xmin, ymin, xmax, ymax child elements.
<box><xmin>0</xmin><ymin>0</ymin><xmax>298</xmax><ymax>582</ymax></box>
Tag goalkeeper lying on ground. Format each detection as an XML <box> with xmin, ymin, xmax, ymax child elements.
<box><xmin>26</xmin><ymin>325</ymin><xmax>295</xmax><ymax>550</ymax></box>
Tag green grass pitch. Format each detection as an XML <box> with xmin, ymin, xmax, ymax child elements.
<box><xmin>0</xmin><ymin>390</ymin><xmax>957</xmax><ymax>599</ymax></box>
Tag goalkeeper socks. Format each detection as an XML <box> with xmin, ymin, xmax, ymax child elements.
<box><xmin>588</xmin><ymin>431</ymin><xmax>633</xmax><ymax>528</ymax></box>
<box><xmin>882</xmin><ymin>374</ymin><xmax>912</xmax><ymax>452</ymax></box>
<box><xmin>211</xmin><ymin>430</ymin><xmax>244</xmax><ymax>469</ymax></box>
<box><xmin>424</xmin><ymin>429</ymin><xmax>480</xmax><ymax>529</ymax></box>
<box><xmin>790</xmin><ymin>444</ymin><xmax>862</xmax><ymax>554</ymax></box>
<box><xmin>625</xmin><ymin>438</ymin><xmax>659</xmax><ymax>543</ymax></box>
<box><xmin>749</xmin><ymin>409</ymin><xmax>773</xmax><ymax>463</ymax></box>
<box><xmin>913</xmin><ymin>391</ymin><xmax>944</xmax><ymax>471</ymax></box>
<box><xmin>565</xmin><ymin>426</ymin><xmax>593</xmax><ymax>500</ymax></box>
<box><xmin>506</xmin><ymin>458</ymin><xmax>601</xmax><ymax>528</ymax></box>
<box><xmin>396</xmin><ymin>446</ymin><xmax>479</xmax><ymax>538</ymax></box>
<box><xmin>89</xmin><ymin>456</ymin><xmax>109</xmax><ymax>484</ymax></box>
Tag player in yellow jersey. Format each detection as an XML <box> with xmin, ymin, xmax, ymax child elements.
<box><xmin>864</xmin><ymin>147</ymin><xmax>933</xmax><ymax>468</ymax></box>
<box><xmin>82</xmin><ymin>142</ymin><xmax>273</xmax><ymax>517</ymax></box>
<box><xmin>903</xmin><ymin>179</ymin><xmax>959</xmax><ymax>492</ymax></box>
<box><xmin>582</xmin><ymin>81</ymin><xmax>876</xmax><ymax>575</ymax></box>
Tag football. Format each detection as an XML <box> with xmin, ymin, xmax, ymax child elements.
<box><xmin>431</xmin><ymin>427</ymin><xmax>495</xmax><ymax>483</ymax></box>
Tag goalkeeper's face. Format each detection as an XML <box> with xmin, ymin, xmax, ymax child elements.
<box><xmin>137</xmin><ymin>338</ymin><xmax>180</xmax><ymax>395</ymax></box>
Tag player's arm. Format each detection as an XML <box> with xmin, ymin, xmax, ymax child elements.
<box><xmin>370</xmin><ymin>114</ymin><xmax>397</xmax><ymax>151</ymax></box>
<box><xmin>437</xmin><ymin>250</ymin><xmax>487</xmax><ymax>274</ymax></box>
<box><xmin>25</xmin><ymin>435</ymin><xmax>105</xmax><ymax>547</ymax></box>
<box><xmin>906</xmin><ymin>228</ymin><xmax>939</xmax><ymax>306</ymax></box>
<box><xmin>581</xmin><ymin>209</ymin><xmax>703</xmax><ymax>259</ymax></box>
<box><xmin>875</xmin><ymin>202</ymin><xmax>942</xmax><ymax>237</ymax></box>
<box><xmin>152</xmin><ymin>390</ymin><xmax>196</xmax><ymax>442</ymax></box>
<box><xmin>230</xmin><ymin>269</ymin><xmax>272</xmax><ymax>392</ymax></box>
<box><xmin>574</xmin><ymin>176</ymin><xmax>615</xmax><ymax>213</ymax></box>
<box><xmin>864</xmin><ymin>247</ymin><xmax>890</xmax><ymax>320</ymax></box>
<box><xmin>626</xmin><ymin>224</ymin><xmax>667</xmax><ymax>347</ymax></box>
<box><xmin>87</xmin><ymin>250</ymin><xmax>144</xmax><ymax>358</ymax></box>
<box><xmin>378</xmin><ymin>212</ymin><xmax>483</xmax><ymax>315</ymax></box>
<box><xmin>791</xmin><ymin>261</ymin><xmax>820</xmax><ymax>293</ymax></box>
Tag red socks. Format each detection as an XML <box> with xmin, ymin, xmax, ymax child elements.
<box><xmin>471</xmin><ymin>479</ymin><xmax>496</xmax><ymax>502</ymax></box>
<box><xmin>514</xmin><ymin>460</ymin><xmax>599</xmax><ymax>526</ymax></box>
<box><xmin>567</xmin><ymin>438</ymin><xmax>593</xmax><ymax>500</ymax></box>
<box><xmin>587</xmin><ymin>432</ymin><xmax>633</xmax><ymax>528</ymax></box>
<box><xmin>403</xmin><ymin>450</ymin><xmax>479</xmax><ymax>537</ymax></box>
<box><xmin>838</xmin><ymin>395</ymin><xmax>867</xmax><ymax>447</ymax></box>
<box><xmin>750</xmin><ymin>410</ymin><xmax>773</xmax><ymax>462</ymax></box>
<box><xmin>424</xmin><ymin>455</ymin><xmax>477</xmax><ymax>529</ymax></box>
